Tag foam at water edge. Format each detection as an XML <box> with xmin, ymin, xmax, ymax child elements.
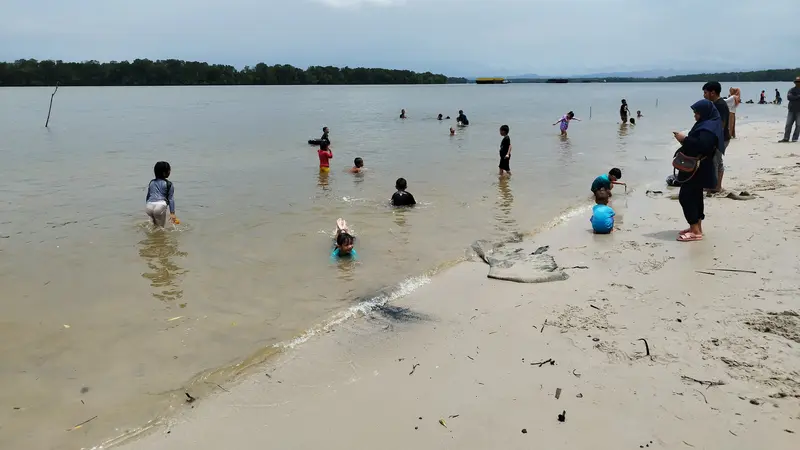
<box><xmin>275</xmin><ymin>275</ymin><xmax>431</xmax><ymax>350</ymax></box>
<box><xmin>535</xmin><ymin>202</ymin><xmax>594</xmax><ymax>234</ymax></box>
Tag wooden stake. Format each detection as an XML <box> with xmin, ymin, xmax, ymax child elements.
<box><xmin>45</xmin><ymin>82</ymin><xmax>60</xmax><ymax>128</ymax></box>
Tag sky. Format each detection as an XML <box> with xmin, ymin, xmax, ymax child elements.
<box><xmin>1</xmin><ymin>0</ymin><xmax>798</xmax><ymax>77</ymax></box>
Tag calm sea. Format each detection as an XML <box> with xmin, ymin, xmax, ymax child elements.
<box><xmin>0</xmin><ymin>82</ymin><xmax>789</xmax><ymax>449</ymax></box>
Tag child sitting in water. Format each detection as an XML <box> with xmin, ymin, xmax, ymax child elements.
<box><xmin>391</xmin><ymin>178</ymin><xmax>416</xmax><ymax>207</ymax></box>
<box><xmin>590</xmin><ymin>189</ymin><xmax>615</xmax><ymax>234</ymax></box>
<box><xmin>145</xmin><ymin>161</ymin><xmax>179</xmax><ymax>227</ymax></box>
<box><xmin>591</xmin><ymin>168</ymin><xmax>626</xmax><ymax>195</ymax></box>
<box><xmin>450</xmin><ymin>127</ymin><xmax>456</xmax><ymax>136</ymax></box>
<box><xmin>331</xmin><ymin>218</ymin><xmax>358</xmax><ymax>260</ymax></box>
<box><xmin>349</xmin><ymin>157</ymin><xmax>364</xmax><ymax>173</ymax></box>
<box><xmin>318</xmin><ymin>141</ymin><xmax>333</xmax><ymax>172</ymax></box>
<box><xmin>553</xmin><ymin>111</ymin><xmax>580</xmax><ymax>136</ymax></box>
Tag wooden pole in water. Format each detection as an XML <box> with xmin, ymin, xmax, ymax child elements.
<box><xmin>45</xmin><ymin>82</ymin><xmax>60</xmax><ymax>128</ymax></box>
<box><xmin>589</xmin><ymin>106</ymin><xmax>592</xmax><ymax>120</ymax></box>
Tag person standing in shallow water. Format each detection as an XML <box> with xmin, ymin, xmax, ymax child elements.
<box><xmin>498</xmin><ymin>125</ymin><xmax>512</xmax><ymax>177</ymax></box>
<box><xmin>672</xmin><ymin>99</ymin><xmax>723</xmax><ymax>242</ymax></box>
<box><xmin>619</xmin><ymin>99</ymin><xmax>630</xmax><ymax>123</ymax></box>
<box><xmin>145</xmin><ymin>161</ymin><xmax>178</xmax><ymax>227</ymax></box>
<box><xmin>400</xmin><ymin>109</ymin><xmax>406</xmax><ymax>119</ymax></box>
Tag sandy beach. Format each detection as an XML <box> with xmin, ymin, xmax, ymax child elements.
<box><xmin>71</xmin><ymin>120</ymin><xmax>785</xmax><ymax>449</ymax></box>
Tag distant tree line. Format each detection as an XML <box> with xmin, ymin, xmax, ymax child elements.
<box><xmin>506</xmin><ymin>68</ymin><xmax>800</xmax><ymax>84</ymax></box>
<box><xmin>589</xmin><ymin>68</ymin><xmax>800</xmax><ymax>83</ymax></box>
<box><xmin>0</xmin><ymin>59</ymin><xmax>467</xmax><ymax>86</ymax></box>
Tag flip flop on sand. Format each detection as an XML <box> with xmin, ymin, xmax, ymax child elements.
<box><xmin>677</xmin><ymin>232</ymin><xmax>703</xmax><ymax>242</ymax></box>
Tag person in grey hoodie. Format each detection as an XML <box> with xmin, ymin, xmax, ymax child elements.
<box><xmin>780</xmin><ymin>76</ymin><xmax>800</xmax><ymax>142</ymax></box>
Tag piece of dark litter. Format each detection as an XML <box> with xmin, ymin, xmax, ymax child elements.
<box><xmin>555</xmin><ymin>388</ymin><xmax>562</xmax><ymax>399</ymax></box>
<box><xmin>557</xmin><ymin>410</ymin><xmax>566</xmax><ymax>422</ymax></box>
<box><xmin>415</xmin><ymin>426</ymin><xmax>419</xmax><ymax>430</ymax></box>
<box><xmin>576</xmin><ymin>393</ymin><xmax>583</xmax><ymax>398</ymax></box>
<box><xmin>185</xmin><ymin>393</ymin><xmax>197</xmax><ymax>403</ymax></box>
<box><xmin>521</xmin><ymin>428</ymin><xmax>528</xmax><ymax>434</ymax></box>
<box><xmin>419</xmin><ymin>417</ymin><xmax>423</xmax><ymax>420</ymax></box>
<box><xmin>749</xmin><ymin>399</ymin><xmax>761</xmax><ymax>405</ymax></box>
<box><xmin>592</xmin><ymin>337</ymin><xmax>600</xmax><ymax>342</ymax></box>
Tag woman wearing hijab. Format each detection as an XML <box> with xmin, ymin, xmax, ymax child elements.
<box><xmin>725</xmin><ymin>87</ymin><xmax>741</xmax><ymax>138</ymax></box>
<box><xmin>671</xmin><ymin>99</ymin><xmax>724</xmax><ymax>242</ymax></box>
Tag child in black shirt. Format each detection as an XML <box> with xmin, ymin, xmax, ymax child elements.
<box><xmin>499</xmin><ymin>124</ymin><xmax>511</xmax><ymax>176</ymax></box>
<box><xmin>391</xmin><ymin>178</ymin><xmax>416</xmax><ymax>207</ymax></box>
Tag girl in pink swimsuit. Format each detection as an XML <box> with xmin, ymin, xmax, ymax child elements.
<box><xmin>553</xmin><ymin>111</ymin><xmax>580</xmax><ymax>137</ymax></box>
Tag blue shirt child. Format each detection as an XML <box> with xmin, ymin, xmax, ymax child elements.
<box><xmin>590</xmin><ymin>204</ymin><xmax>615</xmax><ymax>234</ymax></box>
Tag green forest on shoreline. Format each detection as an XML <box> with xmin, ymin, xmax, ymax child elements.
<box><xmin>0</xmin><ymin>59</ymin><xmax>468</xmax><ymax>86</ymax></box>
<box><xmin>511</xmin><ymin>68</ymin><xmax>800</xmax><ymax>83</ymax></box>
<box><xmin>0</xmin><ymin>59</ymin><xmax>797</xmax><ymax>86</ymax></box>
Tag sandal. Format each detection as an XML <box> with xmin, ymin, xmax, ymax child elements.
<box><xmin>677</xmin><ymin>232</ymin><xmax>703</xmax><ymax>242</ymax></box>
<box><xmin>679</xmin><ymin>228</ymin><xmax>691</xmax><ymax>235</ymax></box>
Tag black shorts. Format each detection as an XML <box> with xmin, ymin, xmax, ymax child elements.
<box><xmin>499</xmin><ymin>151</ymin><xmax>510</xmax><ymax>171</ymax></box>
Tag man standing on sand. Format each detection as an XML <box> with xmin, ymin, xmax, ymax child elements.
<box><xmin>779</xmin><ymin>76</ymin><xmax>800</xmax><ymax>143</ymax></box>
<box><xmin>703</xmin><ymin>81</ymin><xmax>730</xmax><ymax>192</ymax></box>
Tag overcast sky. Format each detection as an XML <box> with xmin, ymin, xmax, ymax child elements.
<box><xmin>2</xmin><ymin>0</ymin><xmax>797</xmax><ymax>76</ymax></box>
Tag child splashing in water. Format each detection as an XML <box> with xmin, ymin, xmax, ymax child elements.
<box><xmin>331</xmin><ymin>218</ymin><xmax>358</xmax><ymax>260</ymax></box>
<box><xmin>553</xmin><ymin>111</ymin><xmax>580</xmax><ymax>137</ymax></box>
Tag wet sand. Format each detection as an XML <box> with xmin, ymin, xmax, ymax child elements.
<box><xmin>121</xmin><ymin>121</ymin><xmax>800</xmax><ymax>449</ymax></box>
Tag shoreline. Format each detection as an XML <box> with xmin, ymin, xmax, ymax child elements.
<box><xmin>120</xmin><ymin>120</ymin><xmax>800</xmax><ymax>450</ymax></box>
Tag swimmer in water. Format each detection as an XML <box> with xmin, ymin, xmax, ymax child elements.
<box><xmin>146</xmin><ymin>161</ymin><xmax>179</xmax><ymax>227</ymax></box>
<box><xmin>349</xmin><ymin>157</ymin><xmax>364</xmax><ymax>173</ymax></box>
<box><xmin>437</xmin><ymin>113</ymin><xmax>443</xmax><ymax>120</ymax></box>
<box><xmin>636</xmin><ymin>110</ymin><xmax>643</xmax><ymax>118</ymax></box>
<box><xmin>331</xmin><ymin>218</ymin><xmax>357</xmax><ymax>260</ymax></box>
<box><xmin>400</xmin><ymin>109</ymin><xmax>406</xmax><ymax>119</ymax></box>
<box><xmin>553</xmin><ymin>111</ymin><xmax>580</xmax><ymax>137</ymax></box>
<box><xmin>391</xmin><ymin>178</ymin><xmax>416</xmax><ymax>207</ymax></box>
<box><xmin>318</xmin><ymin>141</ymin><xmax>333</xmax><ymax>172</ymax></box>
<box><xmin>450</xmin><ymin>127</ymin><xmax>456</xmax><ymax>136</ymax></box>
<box><xmin>321</xmin><ymin>126</ymin><xmax>330</xmax><ymax>143</ymax></box>
<box><xmin>456</xmin><ymin>110</ymin><xmax>469</xmax><ymax>126</ymax></box>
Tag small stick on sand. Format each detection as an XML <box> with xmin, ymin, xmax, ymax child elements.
<box><xmin>696</xmin><ymin>271</ymin><xmax>716</xmax><ymax>276</ymax></box>
<box><xmin>67</xmin><ymin>415</ymin><xmax>97</xmax><ymax>431</ymax></box>
<box><xmin>45</xmin><ymin>82</ymin><xmax>60</xmax><ymax>128</ymax></box>
<box><xmin>530</xmin><ymin>358</ymin><xmax>555</xmax><ymax>367</ymax></box>
<box><xmin>638</xmin><ymin>338</ymin><xmax>650</xmax><ymax>356</ymax></box>
<box><xmin>692</xmin><ymin>389</ymin><xmax>708</xmax><ymax>404</ymax></box>
<box><xmin>707</xmin><ymin>268</ymin><xmax>757</xmax><ymax>274</ymax></box>
<box><xmin>590</xmin><ymin>304</ymin><xmax>602</xmax><ymax>310</ymax></box>
<box><xmin>409</xmin><ymin>363</ymin><xmax>420</xmax><ymax>376</ymax></box>
<box><xmin>681</xmin><ymin>375</ymin><xmax>726</xmax><ymax>388</ymax></box>
<box><xmin>540</xmin><ymin>319</ymin><xmax>547</xmax><ymax>333</ymax></box>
